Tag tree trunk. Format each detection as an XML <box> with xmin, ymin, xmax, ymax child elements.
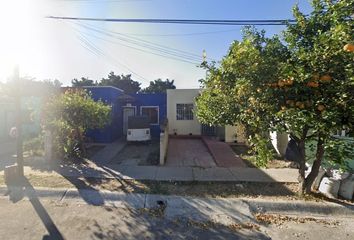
<box><xmin>304</xmin><ymin>135</ymin><xmax>325</xmax><ymax>193</ymax></box>
<box><xmin>76</xmin><ymin>128</ymin><xmax>87</xmax><ymax>157</ymax></box>
<box><xmin>298</xmin><ymin>140</ymin><xmax>307</xmax><ymax>194</ymax></box>
<box><xmin>293</xmin><ymin>128</ymin><xmax>309</xmax><ymax>196</ymax></box>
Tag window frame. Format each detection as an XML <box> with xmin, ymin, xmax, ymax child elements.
<box><xmin>140</xmin><ymin>106</ymin><xmax>159</xmax><ymax>125</ymax></box>
<box><xmin>176</xmin><ymin>103</ymin><xmax>194</xmax><ymax>120</ymax></box>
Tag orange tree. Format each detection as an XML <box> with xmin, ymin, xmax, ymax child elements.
<box><xmin>196</xmin><ymin>0</ymin><xmax>354</xmax><ymax>194</ymax></box>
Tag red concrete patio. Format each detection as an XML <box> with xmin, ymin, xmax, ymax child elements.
<box><xmin>202</xmin><ymin>137</ymin><xmax>247</xmax><ymax>168</ymax></box>
<box><xmin>165</xmin><ymin>138</ymin><xmax>216</xmax><ymax>167</ymax></box>
<box><xmin>165</xmin><ymin>137</ymin><xmax>246</xmax><ymax>168</ymax></box>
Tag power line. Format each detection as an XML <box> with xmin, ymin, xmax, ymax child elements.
<box><xmin>46</xmin><ymin>16</ymin><xmax>296</xmax><ymax>25</ymax></box>
<box><xmin>75</xmin><ymin>22</ymin><xmax>205</xmax><ymax>60</ymax></box>
<box><xmin>117</xmin><ymin>28</ymin><xmax>241</xmax><ymax>37</ymax></box>
<box><xmin>70</xmin><ymin>23</ymin><xmax>150</xmax><ymax>83</ymax></box>
<box><xmin>56</xmin><ymin>0</ymin><xmax>150</xmax><ymax>3</ymax></box>
<box><xmin>71</xmin><ymin>21</ymin><xmax>204</xmax><ymax>64</ymax></box>
<box><xmin>71</xmin><ymin>23</ymin><xmax>200</xmax><ymax>65</ymax></box>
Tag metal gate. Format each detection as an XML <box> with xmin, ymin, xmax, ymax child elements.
<box><xmin>201</xmin><ymin>124</ymin><xmax>216</xmax><ymax>136</ymax></box>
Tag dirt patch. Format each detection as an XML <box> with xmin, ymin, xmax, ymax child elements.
<box><xmin>109</xmin><ymin>141</ymin><xmax>159</xmax><ymax>166</ymax></box>
<box><xmin>231</xmin><ymin>145</ymin><xmax>297</xmax><ymax>169</ymax></box>
<box><xmin>27</xmin><ymin>174</ymin><xmax>75</xmax><ymax>188</ymax></box>
<box><xmin>144</xmin><ymin>149</ymin><xmax>159</xmax><ymax>165</ymax></box>
<box><xmin>86</xmin><ymin>145</ymin><xmax>105</xmax><ymax>159</ymax></box>
<box><xmin>1</xmin><ymin>173</ymin><xmax>301</xmax><ymax>199</ymax></box>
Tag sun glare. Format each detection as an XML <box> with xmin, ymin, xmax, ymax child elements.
<box><xmin>0</xmin><ymin>0</ymin><xmax>41</xmax><ymax>81</ymax></box>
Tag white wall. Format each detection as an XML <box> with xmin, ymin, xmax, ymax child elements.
<box><xmin>167</xmin><ymin>89</ymin><xmax>202</xmax><ymax>135</ymax></box>
<box><xmin>225</xmin><ymin>125</ymin><xmax>237</xmax><ymax>143</ymax></box>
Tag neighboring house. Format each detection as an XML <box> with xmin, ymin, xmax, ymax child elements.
<box><xmin>82</xmin><ymin>86</ymin><xmax>167</xmax><ymax>143</ymax></box>
<box><xmin>166</xmin><ymin>89</ymin><xmax>246</xmax><ymax>143</ymax></box>
<box><xmin>70</xmin><ymin>86</ymin><xmax>244</xmax><ymax>144</ymax></box>
<box><xmin>0</xmin><ymin>97</ymin><xmax>15</xmax><ymax>141</ymax></box>
<box><xmin>0</xmin><ymin>96</ymin><xmax>42</xmax><ymax>141</ymax></box>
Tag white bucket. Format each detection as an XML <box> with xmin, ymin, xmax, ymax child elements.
<box><xmin>319</xmin><ymin>177</ymin><xmax>340</xmax><ymax>199</ymax></box>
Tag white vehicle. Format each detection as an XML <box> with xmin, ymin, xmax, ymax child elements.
<box><xmin>127</xmin><ymin>116</ymin><xmax>151</xmax><ymax>142</ymax></box>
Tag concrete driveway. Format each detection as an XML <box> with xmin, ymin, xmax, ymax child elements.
<box><xmin>166</xmin><ymin>138</ymin><xmax>217</xmax><ymax>168</ymax></box>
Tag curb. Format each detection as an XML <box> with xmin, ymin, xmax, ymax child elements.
<box><xmin>244</xmin><ymin>199</ymin><xmax>354</xmax><ymax>217</ymax></box>
<box><xmin>1</xmin><ymin>186</ymin><xmax>353</xmax><ymax>217</ymax></box>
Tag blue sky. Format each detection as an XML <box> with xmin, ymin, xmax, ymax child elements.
<box><xmin>0</xmin><ymin>0</ymin><xmax>313</xmax><ymax>88</ymax></box>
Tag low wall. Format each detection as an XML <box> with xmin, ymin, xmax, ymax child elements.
<box><xmin>159</xmin><ymin>122</ymin><xmax>169</xmax><ymax>165</ymax></box>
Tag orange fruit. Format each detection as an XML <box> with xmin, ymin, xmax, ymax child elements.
<box><xmin>295</xmin><ymin>101</ymin><xmax>305</xmax><ymax>109</ymax></box>
<box><xmin>278</xmin><ymin>80</ymin><xmax>285</xmax><ymax>87</ymax></box>
<box><xmin>317</xmin><ymin>104</ymin><xmax>325</xmax><ymax>111</ymax></box>
<box><xmin>286</xmin><ymin>78</ymin><xmax>294</xmax><ymax>86</ymax></box>
<box><xmin>286</xmin><ymin>100</ymin><xmax>294</xmax><ymax>106</ymax></box>
<box><xmin>307</xmin><ymin>81</ymin><xmax>319</xmax><ymax>87</ymax></box>
<box><xmin>312</xmin><ymin>73</ymin><xmax>320</xmax><ymax>81</ymax></box>
<box><xmin>305</xmin><ymin>100</ymin><xmax>312</xmax><ymax>107</ymax></box>
<box><xmin>320</xmin><ymin>74</ymin><xmax>332</xmax><ymax>82</ymax></box>
<box><xmin>343</xmin><ymin>43</ymin><xmax>354</xmax><ymax>52</ymax></box>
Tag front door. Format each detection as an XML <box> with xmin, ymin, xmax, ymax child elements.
<box><xmin>123</xmin><ymin>107</ymin><xmax>135</xmax><ymax>135</ymax></box>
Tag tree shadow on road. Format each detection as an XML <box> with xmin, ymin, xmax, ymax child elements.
<box><xmin>88</xmin><ymin>204</ymin><xmax>271</xmax><ymax>240</ymax></box>
<box><xmin>7</xmin><ymin>177</ymin><xmax>65</xmax><ymax>240</ymax></box>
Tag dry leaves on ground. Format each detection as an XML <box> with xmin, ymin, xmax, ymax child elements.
<box><xmin>255</xmin><ymin>213</ymin><xmax>340</xmax><ymax>226</ymax></box>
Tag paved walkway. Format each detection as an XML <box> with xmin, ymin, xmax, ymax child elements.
<box><xmin>166</xmin><ymin>138</ymin><xmax>216</xmax><ymax>167</ymax></box>
<box><xmin>0</xmin><ymin>165</ymin><xmax>300</xmax><ymax>183</ymax></box>
<box><xmin>202</xmin><ymin>137</ymin><xmax>246</xmax><ymax>168</ymax></box>
<box><xmin>90</xmin><ymin>139</ymin><xmax>126</xmax><ymax>164</ymax></box>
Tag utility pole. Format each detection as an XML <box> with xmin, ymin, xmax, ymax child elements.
<box><xmin>14</xmin><ymin>65</ymin><xmax>24</xmax><ymax>177</ymax></box>
<box><xmin>202</xmin><ymin>49</ymin><xmax>208</xmax><ymax>80</ymax></box>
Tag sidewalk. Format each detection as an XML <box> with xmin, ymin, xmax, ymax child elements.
<box><xmin>1</xmin><ymin>188</ymin><xmax>353</xmax><ymax>240</ymax></box>
<box><xmin>1</xmin><ymin>186</ymin><xmax>353</xmax><ymax>218</ymax></box>
<box><xmin>0</xmin><ymin>165</ymin><xmax>300</xmax><ymax>183</ymax></box>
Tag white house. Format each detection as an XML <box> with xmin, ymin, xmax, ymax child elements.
<box><xmin>166</xmin><ymin>89</ymin><xmax>246</xmax><ymax>143</ymax></box>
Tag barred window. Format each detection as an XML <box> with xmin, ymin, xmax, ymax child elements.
<box><xmin>141</xmin><ymin>106</ymin><xmax>159</xmax><ymax>124</ymax></box>
<box><xmin>176</xmin><ymin>104</ymin><xmax>194</xmax><ymax>120</ymax></box>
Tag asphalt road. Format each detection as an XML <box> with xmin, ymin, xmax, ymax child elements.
<box><xmin>0</xmin><ymin>198</ymin><xmax>268</xmax><ymax>240</ymax></box>
<box><xmin>0</xmin><ymin>197</ymin><xmax>353</xmax><ymax>240</ymax></box>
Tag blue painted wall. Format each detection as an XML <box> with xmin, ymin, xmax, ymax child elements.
<box><xmin>131</xmin><ymin>93</ymin><xmax>167</xmax><ymax>138</ymax></box>
<box><xmin>84</xmin><ymin>86</ymin><xmax>124</xmax><ymax>143</ymax></box>
<box><xmin>83</xmin><ymin>87</ymin><xmax>166</xmax><ymax>143</ymax></box>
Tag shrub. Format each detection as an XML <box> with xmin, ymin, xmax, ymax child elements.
<box><xmin>43</xmin><ymin>89</ymin><xmax>111</xmax><ymax>159</ymax></box>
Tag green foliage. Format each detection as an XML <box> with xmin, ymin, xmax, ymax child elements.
<box><xmin>141</xmin><ymin>78</ymin><xmax>176</xmax><ymax>93</ymax></box>
<box><xmin>43</xmin><ymin>90</ymin><xmax>111</xmax><ymax>159</ymax></box>
<box><xmin>2</xmin><ymin>78</ymin><xmax>61</xmax><ymax>98</ymax></box>
<box><xmin>100</xmin><ymin>72</ymin><xmax>141</xmax><ymax>94</ymax></box>
<box><xmin>71</xmin><ymin>77</ymin><xmax>96</xmax><ymax>87</ymax></box>
<box><xmin>307</xmin><ymin>137</ymin><xmax>354</xmax><ymax>173</ymax></box>
<box><xmin>247</xmin><ymin>134</ymin><xmax>275</xmax><ymax>167</ymax></box>
<box><xmin>71</xmin><ymin>72</ymin><xmax>142</xmax><ymax>94</ymax></box>
<box><xmin>24</xmin><ymin>135</ymin><xmax>44</xmax><ymax>157</ymax></box>
<box><xmin>196</xmin><ymin>0</ymin><xmax>354</xmax><ymax>178</ymax></box>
